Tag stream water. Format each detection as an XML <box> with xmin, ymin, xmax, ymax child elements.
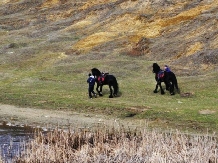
<box><xmin>0</xmin><ymin>122</ymin><xmax>35</xmax><ymax>163</ymax></box>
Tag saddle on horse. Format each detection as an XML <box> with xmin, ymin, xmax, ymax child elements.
<box><xmin>157</xmin><ymin>70</ymin><xmax>165</xmax><ymax>80</ymax></box>
<box><xmin>97</xmin><ymin>72</ymin><xmax>109</xmax><ymax>83</ymax></box>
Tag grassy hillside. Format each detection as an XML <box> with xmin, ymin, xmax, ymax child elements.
<box><xmin>0</xmin><ymin>0</ymin><xmax>218</xmax><ymax>133</ymax></box>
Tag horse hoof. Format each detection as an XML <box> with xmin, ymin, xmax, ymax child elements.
<box><xmin>170</xmin><ymin>92</ymin><xmax>175</xmax><ymax>95</ymax></box>
<box><xmin>161</xmin><ymin>92</ymin><xmax>165</xmax><ymax>95</ymax></box>
<box><xmin>153</xmin><ymin>90</ymin><xmax>158</xmax><ymax>93</ymax></box>
<box><xmin>109</xmin><ymin>95</ymin><xmax>113</xmax><ymax>98</ymax></box>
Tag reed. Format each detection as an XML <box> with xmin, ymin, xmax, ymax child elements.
<box><xmin>12</xmin><ymin>126</ymin><xmax>218</xmax><ymax>163</ymax></box>
<box><xmin>0</xmin><ymin>155</ymin><xmax>2</xmax><ymax>163</ymax></box>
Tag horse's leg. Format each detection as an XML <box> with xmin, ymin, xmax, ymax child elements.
<box><xmin>174</xmin><ymin>77</ymin><xmax>180</xmax><ymax>94</ymax></box>
<box><xmin>165</xmin><ymin>82</ymin><xmax>170</xmax><ymax>91</ymax></box>
<box><xmin>168</xmin><ymin>82</ymin><xmax>175</xmax><ymax>95</ymax></box>
<box><xmin>159</xmin><ymin>82</ymin><xmax>165</xmax><ymax>95</ymax></box>
<box><xmin>108</xmin><ymin>85</ymin><xmax>113</xmax><ymax>98</ymax></box>
<box><xmin>99</xmin><ymin>85</ymin><xmax>103</xmax><ymax>96</ymax></box>
<box><xmin>112</xmin><ymin>78</ymin><xmax>118</xmax><ymax>97</ymax></box>
<box><xmin>96</xmin><ymin>84</ymin><xmax>102</xmax><ymax>96</ymax></box>
<box><xmin>171</xmin><ymin>81</ymin><xmax>175</xmax><ymax>95</ymax></box>
<box><xmin>153</xmin><ymin>83</ymin><xmax>159</xmax><ymax>93</ymax></box>
<box><xmin>171</xmin><ymin>73</ymin><xmax>179</xmax><ymax>94</ymax></box>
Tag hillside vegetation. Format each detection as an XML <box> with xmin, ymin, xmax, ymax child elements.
<box><xmin>0</xmin><ymin>0</ymin><xmax>218</xmax><ymax>133</ymax></box>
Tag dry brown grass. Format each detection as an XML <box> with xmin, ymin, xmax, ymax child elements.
<box><xmin>0</xmin><ymin>155</ymin><xmax>2</xmax><ymax>163</ymax></box>
<box><xmin>14</xmin><ymin>126</ymin><xmax>218</xmax><ymax>163</ymax></box>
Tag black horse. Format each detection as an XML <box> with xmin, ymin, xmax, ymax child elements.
<box><xmin>91</xmin><ymin>68</ymin><xmax>119</xmax><ymax>98</ymax></box>
<box><xmin>152</xmin><ymin>63</ymin><xmax>179</xmax><ymax>95</ymax></box>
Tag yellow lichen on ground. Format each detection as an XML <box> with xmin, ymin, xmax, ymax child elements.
<box><xmin>160</xmin><ymin>4</ymin><xmax>212</xmax><ymax>27</ymax></box>
<box><xmin>0</xmin><ymin>0</ymin><xmax>10</xmax><ymax>4</ymax></box>
<box><xmin>72</xmin><ymin>32</ymin><xmax>117</xmax><ymax>53</ymax></box>
<box><xmin>47</xmin><ymin>9</ymin><xmax>74</xmax><ymax>21</ymax></box>
<box><xmin>186</xmin><ymin>42</ymin><xmax>203</xmax><ymax>56</ymax></box>
<box><xmin>62</xmin><ymin>12</ymin><xmax>99</xmax><ymax>32</ymax></box>
<box><xmin>126</xmin><ymin>35</ymin><xmax>143</xmax><ymax>44</ymax></box>
<box><xmin>40</xmin><ymin>0</ymin><xmax>59</xmax><ymax>8</ymax></box>
<box><xmin>135</xmin><ymin>1</ymin><xmax>216</xmax><ymax>40</ymax></box>
<box><xmin>63</xmin><ymin>20</ymin><xmax>92</xmax><ymax>31</ymax></box>
<box><xmin>71</xmin><ymin>13</ymin><xmax>149</xmax><ymax>53</ymax></box>
<box><xmin>138</xmin><ymin>22</ymin><xmax>162</xmax><ymax>38</ymax></box>
<box><xmin>119</xmin><ymin>0</ymin><xmax>142</xmax><ymax>10</ymax></box>
<box><xmin>106</xmin><ymin>13</ymin><xmax>161</xmax><ymax>42</ymax></box>
<box><xmin>108</xmin><ymin>14</ymin><xmax>143</xmax><ymax>32</ymax></box>
<box><xmin>80</xmin><ymin>0</ymin><xmax>117</xmax><ymax>10</ymax></box>
<box><xmin>70</xmin><ymin>0</ymin><xmax>218</xmax><ymax>54</ymax></box>
<box><xmin>1</xmin><ymin>0</ymin><xmax>20</xmax><ymax>4</ymax></box>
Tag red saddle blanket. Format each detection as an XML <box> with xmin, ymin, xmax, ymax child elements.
<box><xmin>157</xmin><ymin>71</ymin><xmax>164</xmax><ymax>79</ymax></box>
<box><xmin>98</xmin><ymin>76</ymin><xmax>105</xmax><ymax>82</ymax></box>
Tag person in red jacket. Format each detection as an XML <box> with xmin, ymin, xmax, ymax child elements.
<box><xmin>87</xmin><ymin>73</ymin><xmax>97</xmax><ymax>99</ymax></box>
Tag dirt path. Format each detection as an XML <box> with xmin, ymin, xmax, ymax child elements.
<box><xmin>0</xmin><ymin>104</ymin><xmax>142</xmax><ymax>130</ymax></box>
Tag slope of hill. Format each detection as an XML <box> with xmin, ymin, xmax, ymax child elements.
<box><xmin>1</xmin><ymin>0</ymin><xmax>218</xmax><ymax>74</ymax></box>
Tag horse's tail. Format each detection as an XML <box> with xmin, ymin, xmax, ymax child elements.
<box><xmin>175</xmin><ymin>78</ymin><xmax>179</xmax><ymax>90</ymax></box>
<box><xmin>172</xmin><ymin>72</ymin><xmax>179</xmax><ymax>90</ymax></box>
<box><xmin>113</xmin><ymin>77</ymin><xmax>119</xmax><ymax>95</ymax></box>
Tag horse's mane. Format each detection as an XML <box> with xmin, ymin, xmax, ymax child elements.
<box><xmin>153</xmin><ymin>63</ymin><xmax>161</xmax><ymax>73</ymax></box>
<box><xmin>91</xmin><ymin>68</ymin><xmax>101</xmax><ymax>76</ymax></box>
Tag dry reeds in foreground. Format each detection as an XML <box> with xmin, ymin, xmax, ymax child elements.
<box><xmin>14</xmin><ymin>126</ymin><xmax>218</xmax><ymax>163</ymax></box>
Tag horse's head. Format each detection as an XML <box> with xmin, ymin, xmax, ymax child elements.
<box><xmin>91</xmin><ymin>68</ymin><xmax>101</xmax><ymax>77</ymax></box>
<box><xmin>152</xmin><ymin>63</ymin><xmax>161</xmax><ymax>74</ymax></box>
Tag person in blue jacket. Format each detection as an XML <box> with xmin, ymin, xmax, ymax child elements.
<box><xmin>87</xmin><ymin>73</ymin><xmax>97</xmax><ymax>99</ymax></box>
<box><xmin>164</xmin><ymin>65</ymin><xmax>171</xmax><ymax>72</ymax></box>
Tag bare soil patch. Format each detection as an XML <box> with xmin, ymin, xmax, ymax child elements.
<box><xmin>0</xmin><ymin>104</ymin><xmax>141</xmax><ymax>130</ymax></box>
<box><xmin>199</xmin><ymin>109</ymin><xmax>216</xmax><ymax>115</ymax></box>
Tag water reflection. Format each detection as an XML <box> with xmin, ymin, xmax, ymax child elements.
<box><xmin>0</xmin><ymin>122</ymin><xmax>35</xmax><ymax>163</ymax></box>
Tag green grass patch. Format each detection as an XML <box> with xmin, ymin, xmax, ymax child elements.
<box><xmin>0</xmin><ymin>53</ymin><xmax>218</xmax><ymax>133</ymax></box>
